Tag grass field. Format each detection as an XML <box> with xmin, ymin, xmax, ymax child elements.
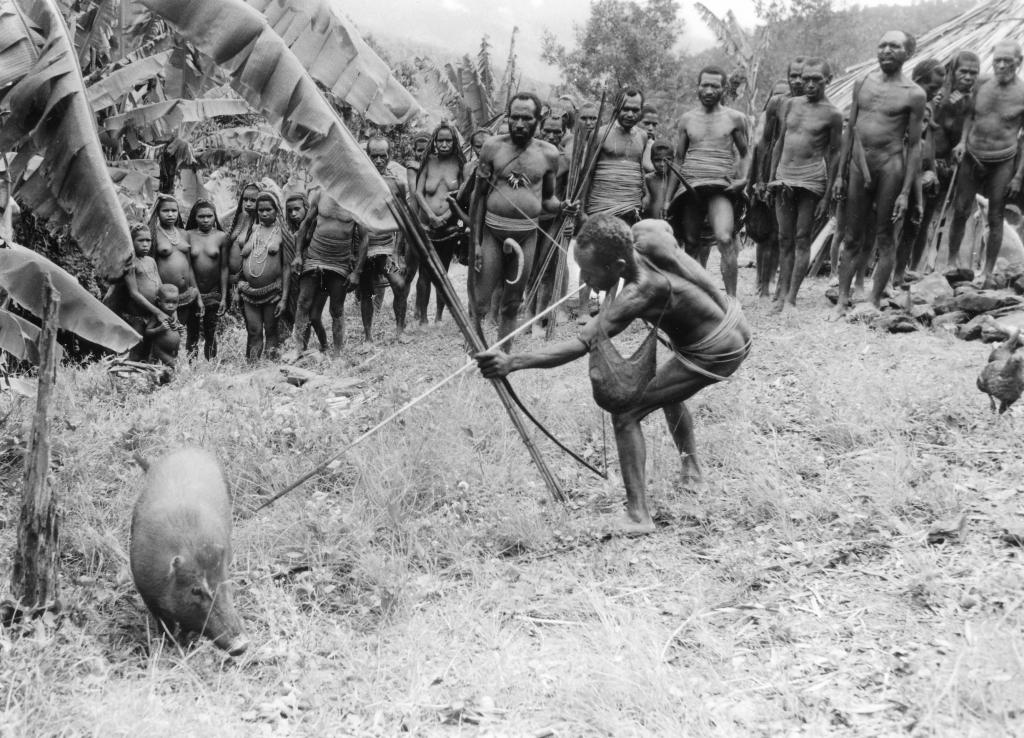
<box><xmin>1</xmin><ymin>256</ymin><xmax>1023</xmax><ymax>737</ymax></box>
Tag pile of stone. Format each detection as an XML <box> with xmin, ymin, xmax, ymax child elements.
<box><xmin>829</xmin><ymin>263</ymin><xmax>1024</xmax><ymax>341</ymax></box>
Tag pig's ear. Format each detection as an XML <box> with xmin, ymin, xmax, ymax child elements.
<box><xmin>168</xmin><ymin>555</ymin><xmax>184</xmax><ymax>579</ymax></box>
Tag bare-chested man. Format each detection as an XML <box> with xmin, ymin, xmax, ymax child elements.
<box><xmin>946</xmin><ymin>41</ymin><xmax>1024</xmax><ymax>287</ymax></box>
<box><xmin>893</xmin><ymin>57</ymin><xmax>947</xmax><ymax>283</ymax></box>
<box><xmin>578</xmin><ymin>88</ymin><xmax>648</xmax><ymax>320</ymax></box>
<box><xmin>527</xmin><ymin>114</ymin><xmax>571</xmax><ymax>336</ymax></box>
<box><xmin>471</xmin><ymin>92</ymin><xmax>576</xmax><ymax>348</ymax></box>
<box><xmin>475</xmin><ymin>216</ymin><xmax>751</xmax><ymax>535</ymax></box>
<box><xmin>675</xmin><ymin>66</ymin><xmax>751</xmax><ymax>297</ymax></box>
<box><xmin>769</xmin><ymin>58</ymin><xmax>842</xmax><ymax>312</ymax></box>
<box><xmin>750</xmin><ymin>58</ymin><xmax>805</xmax><ymax>297</ymax></box>
<box><xmin>829</xmin><ymin>31</ymin><xmax>925</xmax><ymax>319</ymax></box>
<box><xmin>362</xmin><ymin>137</ymin><xmax>408</xmax><ymax>341</ymax></box>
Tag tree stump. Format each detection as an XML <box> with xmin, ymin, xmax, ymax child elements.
<box><xmin>10</xmin><ymin>274</ymin><xmax>61</xmax><ymax>615</ymax></box>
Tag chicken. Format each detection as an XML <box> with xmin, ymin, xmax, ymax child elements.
<box><xmin>977</xmin><ymin>326</ymin><xmax>1024</xmax><ymax>413</ymax></box>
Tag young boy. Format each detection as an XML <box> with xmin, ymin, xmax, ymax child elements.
<box><xmin>145</xmin><ymin>284</ymin><xmax>184</xmax><ymax>367</ymax></box>
<box><xmin>642</xmin><ymin>141</ymin><xmax>679</xmax><ymax>220</ymax></box>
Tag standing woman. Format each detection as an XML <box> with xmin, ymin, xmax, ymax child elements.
<box><xmin>185</xmin><ymin>199</ymin><xmax>229</xmax><ymax>359</ymax></box>
<box><xmin>414</xmin><ymin>122</ymin><xmax>467</xmax><ymax>324</ymax></box>
<box><xmin>225</xmin><ymin>181</ymin><xmax>261</xmax><ymax>307</ymax></box>
<box><xmin>238</xmin><ymin>192</ymin><xmax>291</xmax><ymax>360</ymax></box>
<box><xmin>149</xmin><ymin>194</ymin><xmax>203</xmax><ymax>356</ymax></box>
<box><xmin>118</xmin><ymin>223</ymin><xmax>166</xmax><ymax>360</ymax></box>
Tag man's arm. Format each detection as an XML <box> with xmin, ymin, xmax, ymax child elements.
<box><xmin>898</xmin><ymin>89</ymin><xmax>927</xmax><ymax>210</ymax></box>
<box><xmin>768</xmin><ymin>100</ymin><xmax>790</xmax><ymax>183</ymax></box>
<box><xmin>953</xmin><ymin>84</ymin><xmax>978</xmax><ymax>161</ymax></box>
<box><xmin>833</xmin><ymin>78</ymin><xmax>864</xmax><ymax>200</ymax></box>
<box><xmin>349</xmin><ymin>226</ymin><xmax>368</xmax><ymax>288</ymax></box>
<box><xmin>541</xmin><ymin>147</ymin><xmax>562</xmax><ymax>214</ymax></box>
<box><xmin>218</xmin><ymin>232</ymin><xmax>229</xmax><ymax>314</ymax></box>
<box><xmin>729</xmin><ymin>112</ymin><xmax>751</xmax><ymax>191</ymax></box>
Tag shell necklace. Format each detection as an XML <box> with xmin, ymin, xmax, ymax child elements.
<box><xmin>158</xmin><ymin>224</ymin><xmax>181</xmax><ymax>247</ymax></box>
<box><xmin>246</xmin><ymin>223</ymin><xmax>277</xmax><ymax>278</ymax></box>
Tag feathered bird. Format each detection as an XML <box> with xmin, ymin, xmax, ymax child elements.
<box><xmin>977</xmin><ymin>325</ymin><xmax>1024</xmax><ymax>413</ymax></box>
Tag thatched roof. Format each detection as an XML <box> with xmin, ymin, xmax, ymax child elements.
<box><xmin>828</xmin><ymin>0</ymin><xmax>1024</xmax><ymax>113</ymax></box>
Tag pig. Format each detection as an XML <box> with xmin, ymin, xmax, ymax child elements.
<box><xmin>130</xmin><ymin>448</ymin><xmax>249</xmax><ymax>656</ymax></box>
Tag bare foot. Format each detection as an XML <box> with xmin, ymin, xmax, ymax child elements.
<box><xmin>826</xmin><ymin>303</ymin><xmax>848</xmax><ymax>322</ymax></box>
<box><xmin>601</xmin><ymin>513</ymin><xmax>657</xmax><ymax>538</ymax></box>
<box><xmin>769</xmin><ymin>299</ymin><xmax>785</xmax><ymax>315</ymax></box>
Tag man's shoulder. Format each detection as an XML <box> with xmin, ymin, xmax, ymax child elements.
<box><xmin>479</xmin><ymin>134</ymin><xmax>510</xmax><ymax>160</ymax></box>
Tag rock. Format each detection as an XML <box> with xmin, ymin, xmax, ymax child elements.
<box><xmin>953</xmin><ymin>283</ymin><xmax>980</xmax><ymax>296</ymax></box>
<box><xmin>873</xmin><ymin>313</ymin><xmax>919</xmax><ymax>333</ymax></box>
<box><xmin>978</xmin><ymin>311</ymin><xmax>1024</xmax><ymax>342</ymax></box>
<box><xmin>932</xmin><ymin>310</ymin><xmax>970</xmax><ymax>329</ymax></box>
<box><xmin>927</xmin><ymin>514</ymin><xmax>966</xmax><ymax>545</ymax></box>
<box><xmin>847</xmin><ymin>303</ymin><xmax>880</xmax><ymax>323</ymax></box>
<box><xmin>932</xmin><ymin>294</ymin><xmax>957</xmax><ymax>315</ymax></box>
<box><xmin>943</xmin><ymin>267</ymin><xmax>975</xmax><ymax>285</ymax></box>
<box><xmin>913</xmin><ymin>272</ymin><xmax>955</xmax><ymax>306</ymax></box>
<box><xmin>957</xmin><ymin>314</ymin><xmax>990</xmax><ymax>340</ymax></box>
<box><xmin>825</xmin><ymin>286</ymin><xmax>839</xmax><ymax>305</ymax></box>
<box><xmin>1013</xmin><ymin>275</ymin><xmax>1024</xmax><ymax>295</ymax></box>
<box><xmin>994</xmin><ymin>261</ymin><xmax>1024</xmax><ymax>288</ymax></box>
<box><xmin>951</xmin><ymin>290</ymin><xmax>1023</xmax><ymax>315</ymax></box>
<box><xmin>909</xmin><ymin>303</ymin><xmax>935</xmax><ymax>325</ymax></box>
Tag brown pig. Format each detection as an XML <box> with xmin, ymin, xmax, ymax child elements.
<box><xmin>130</xmin><ymin>448</ymin><xmax>249</xmax><ymax>656</ymax></box>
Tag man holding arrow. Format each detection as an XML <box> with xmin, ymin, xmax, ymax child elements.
<box><xmin>476</xmin><ymin>216</ymin><xmax>751</xmax><ymax>536</ymax></box>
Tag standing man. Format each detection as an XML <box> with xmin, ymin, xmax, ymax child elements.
<box><xmin>945</xmin><ymin>41</ymin><xmax>1024</xmax><ymax>287</ymax></box>
<box><xmin>768</xmin><ymin>58</ymin><xmax>842</xmax><ymax>312</ymax></box>
<box><xmin>577</xmin><ymin>88</ymin><xmax>648</xmax><ymax>320</ymax></box>
<box><xmin>750</xmin><ymin>58</ymin><xmax>805</xmax><ymax>297</ymax></box>
<box><xmin>675</xmin><ymin>66</ymin><xmax>751</xmax><ymax>297</ymax></box>
<box><xmin>528</xmin><ymin>114</ymin><xmax>571</xmax><ymax>336</ymax></box>
<box><xmin>361</xmin><ymin>137</ymin><xmax>408</xmax><ymax>342</ymax></box>
<box><xmin>471</xmin><ymin>92</ymin><xmax>576</xmax><ymax>348</ymax></box>
<box><xmin>829</xmin><ymin>31</ymin><xmax>925</xmax><ymax>319</ymax></box>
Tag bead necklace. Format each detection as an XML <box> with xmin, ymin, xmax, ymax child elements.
<box><xmin>158</xmin><ymin>223</ymin><xmax>181</xmax><ymax>247</ymax></box>
<box><xmin>246</xmin><ymin>224</ymin><xmax>277</xmax><ymax>278</ymax></box>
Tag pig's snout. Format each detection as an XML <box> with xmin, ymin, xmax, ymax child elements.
<box><xmin>216</xmin><ymin>633</ymin><xmax>250</xmax><ymax>657</ymax></box>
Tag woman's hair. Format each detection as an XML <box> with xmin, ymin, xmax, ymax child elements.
<box><xmin>417</xmin><ymin>122</ymin><xmax>466</xmax><ymax>190</ymax></box>
<box><xmin>148</xmin><ymin>193</ymin><xmax>182</xmax><ymax>233</ymax></box>
<box><xmin>228</xmin><ymin>181</ymin><xmax>260</xmax><ymax>241</ymax></box>
<box><xmin>185</xmin><ymin>198</ymin><xmax>223</xmax><ymax>231</ymax></box>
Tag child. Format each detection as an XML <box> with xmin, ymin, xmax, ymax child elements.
<box><xmin>145</xmin><ymin>284</ymin><xmax>184</xmax><ymax>367</ymax></box>
<box><xmin>642</xmin><ymin>141</ymin><xmax>679</xmax><ymax>220</ymax></box>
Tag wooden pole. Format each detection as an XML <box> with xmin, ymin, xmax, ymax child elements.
<box><xmin>11</xmin><ymin>275</ymin><xmax>61</xmax><ymax>615</ymax></box>
<box><xmin>390</xmin><ymin>198</ymin><xmax>568</xmax><ymax>504</ymax></box>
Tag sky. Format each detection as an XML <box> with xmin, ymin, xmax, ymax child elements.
<box><xmin>339</xmin><ymin>0</ymin><xmax>938</xmax><ymax>84</ymax></box>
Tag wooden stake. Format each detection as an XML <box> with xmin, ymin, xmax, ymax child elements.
<box><xmin>11</xmin><ymin>274</ymin><xmax>60</xmax><ymax>615</ymax></box>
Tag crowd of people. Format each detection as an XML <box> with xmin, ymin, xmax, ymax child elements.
<box><xmin>106</xmin><ymin>31</ymin><xmax>1024</xmax><ymax>375</ymax></box>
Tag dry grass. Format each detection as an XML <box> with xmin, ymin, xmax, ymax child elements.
<box><xmin>1</xmin><ymin>258</ymin><xmax>1024</xmax><ymax>736</ymax></box>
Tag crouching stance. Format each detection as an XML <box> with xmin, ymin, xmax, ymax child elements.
<box><xmin>476</xmin><ymin>215</ymin><xmax>751</xmax><ymax>535</ymax></box>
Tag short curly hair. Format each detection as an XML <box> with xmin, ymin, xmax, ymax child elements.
<box><xmin>576</xmin><ymin>214</ymin><xmax>632</xmax><ymax>265</ymax></box>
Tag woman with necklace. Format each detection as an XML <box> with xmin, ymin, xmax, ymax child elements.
<box><xmin>149</xmin><ymin>194</ymin><xmax>204</xmax><ymax>354</ymax></box>
<box><xmin>185</xmin><ymin>199</ymin><xmax>229</xmax><ymax>359</ymax></box>
<box><xmin>238</xmin><ymin>192</ymin><xmax>291</xmax><ymax>360</ymax></box>
<box><xmin>225</xmin><ymin>181</ymin><xmax>261</xmax><ymax>309</ymax></box>
<box><xmin>413</xmin><ymin>122</ymin><xmax>467</xmax><ymax>324</ymax></box>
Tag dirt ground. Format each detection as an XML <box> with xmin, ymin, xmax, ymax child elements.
<box><xmin>1</xmin><ymin>255</ymin><xmax>1023</xmax><ymax>737</ymax></box>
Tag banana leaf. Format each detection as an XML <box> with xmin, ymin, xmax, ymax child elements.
<box><xmin>0</xmin><ymin>306</ymin><xmax>63</xmax><ymax>363</ymax></box>
<box><xmin>139</xmin><ymin>0</ymin><xmax>396</xmax><ymax>231</ymax></box>
<box><xmin>0</xmin><ymin>240</ymin><xmax>139</xmax><ymax>352</ymax></box>
<box><xmin>0</xmin><ymin>0</ymin><xmax>133</xmax><ymax>280</ymax></box>
<box><xmin>86</xmin><ymin>50</ymin><xmax>171</xmax><ymax>109</ymax></box>
<box><xmin>0</xmin><ymin>2</ymin><xmax>40</xmax><ymax>88</ymax></box>
<box><xmin>244</xmin><ymin>0</ymin><xmax>420</xmax><ymax>125</ymax></box>
<box><xmin>103</xmin><ymin>97</ymin><xmax>252</xmax><ymax>139</ymax></box>
<box><xmin>75</xmin><ymin>0</ymin><xmax>117</xmax><ymax>69</ymax></box>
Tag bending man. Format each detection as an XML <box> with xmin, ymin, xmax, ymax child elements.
<box><xmin>476</xmin><ymin>216</ymin><xmax>751</xmax><ymax>536</ymax></box>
